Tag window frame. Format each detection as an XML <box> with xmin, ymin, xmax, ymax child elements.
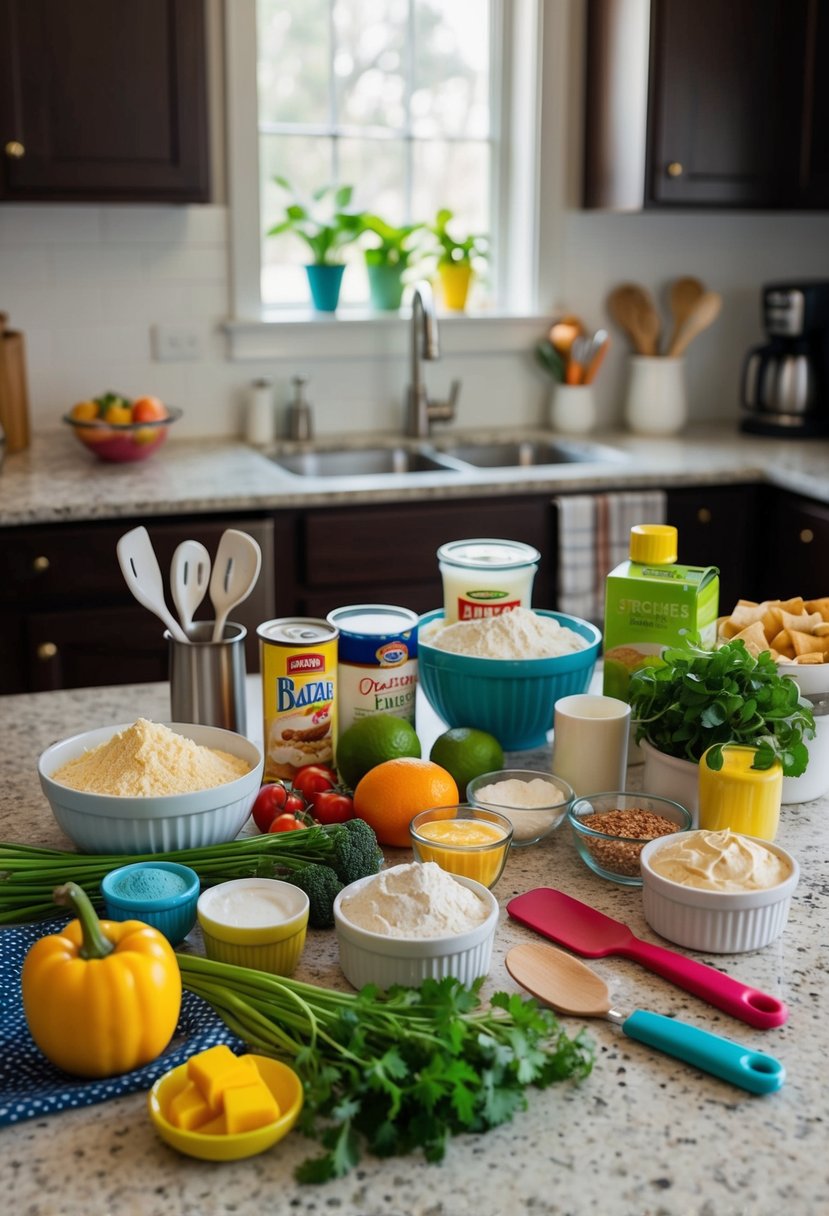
<box><xmin>223</xmin><ymin>0</ymin><xmax>561</xmax><ymax>360</ymax></box>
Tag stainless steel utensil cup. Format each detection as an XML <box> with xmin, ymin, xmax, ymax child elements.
<box><xmin>168</xmin><ymin>622</ymin><xmax>247</xmax><ymax>733</ymax></box>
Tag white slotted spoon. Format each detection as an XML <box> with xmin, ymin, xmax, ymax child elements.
<box><xmin>209</xmin><ymin>529</ymin><xmax>262</xmax><ymax>642</ymax></box>
<box><xmin>170</xmin><ymin>540</ymin><xmax>212</xmax><ymax>635</ymax></box>
<box><xmin>116</xmin><ymin>525</ymin><xmax>188</xmax><ymax>643</ymax></box>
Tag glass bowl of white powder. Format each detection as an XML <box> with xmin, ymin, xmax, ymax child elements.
<box><xmin>417</xmin><ymin>608</ymin><xmax>601</xmax><ymax>751</ymax></box>
<box><xmin>466</xmin><ymin>770</ymin><xmax>574</xmax><ymax>846</ymax></box>
<box><xmin>333</xmin><ymin>862</ymin><xmax>499</xmax><ymax>991</ymax></box>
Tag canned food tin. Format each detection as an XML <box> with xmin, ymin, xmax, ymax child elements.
<box><xmin>258</xmin><ymin>618</ymin><xmax>338</xmax><ymax>782</ymax></box>
<box><xmin>327</xmin><ymin>604</ymin><xmax>419</xmax><ymax>733</ymax></box>
<box><xmin>437</xmin><ymin>538</ymin><xmax>540</xmax><ymax>623</ymax></box>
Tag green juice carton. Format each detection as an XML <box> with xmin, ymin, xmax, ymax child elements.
<box><xmin>603</xmin><ymin>524</ymin><xmax>720</xmax><ymax>702</ymax></box>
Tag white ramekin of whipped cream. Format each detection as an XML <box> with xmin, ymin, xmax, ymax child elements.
<box><xmin>333</xmin><ymin>862</ymin><xmax>499</xmax><ymax>990</ymax></box>
<box><xmin>639</xmin><ymin>829</ymin><xmax>800</xmax><ymax>954</ymax></box>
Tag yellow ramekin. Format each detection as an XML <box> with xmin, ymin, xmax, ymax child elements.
<box><xmin>197</xmin><ymin>879</ymin><xmax>309</xmax><ymax>976</ymax></box>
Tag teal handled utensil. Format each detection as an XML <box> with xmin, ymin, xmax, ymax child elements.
<box><xmin>505</xmin><ymin>941</ymin><xmax>785</xmax><ymax>1095</ymax></box>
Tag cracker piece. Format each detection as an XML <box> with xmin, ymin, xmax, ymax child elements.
<box><xmin>731</xmin><ymin>620</ymin><xmax>771</xmax><ymax>656</ymax></box>
<box><xmin>761</xmin><ymin>606</ymin><xmax>784</xmax><ymax>638</ymax></box>
<box><xmin>728</xmin><ymin>602</ymin><xmax>768</xmax><ymax>630</ymax></box>
<box><xmin>778</xmin><ymin>597</ymin><xmax>806</xmax><ymax>614</ymax></box>
<box><xmin>769</xmin><ymin>629</ymin><xmax>796</xmax><ymax>659</ymax></box>
<box><xmin>793</xmin><ymin>653</ymin><xmax>827</xmax><ymax>664</ymax></box>
<box><xmin>790</xmin><ymin>629</ymin><xmax>829</xmax><ymax>657</ymax></box>
<box><xmin>781</xmin><ymin>609</ymin><xmax>823</xmax><ymax>634</ymax></box>
<box><xmin>806</xmin><ymin>598</ymin><xmax>829</xmax><ymax>622</ymax></box>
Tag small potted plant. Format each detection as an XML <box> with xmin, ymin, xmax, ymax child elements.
<box><xmin>628</xmin><ymin>634</ymin><xmax>815</xmax><ymax>815</ymax></box>
<box><xmin>428</xmin><ymin>208</ymin><xmax>488</xmax><ymax>311</ymax></box>
<box><xmin>266</xmin><ymin>177</ymin><xmax>362</xmax><ymax>312</ymax></box>
<box><xmin>356</xmin><ymin>214</ymin><xmax>427</xmax><ymax>311</ymax></box>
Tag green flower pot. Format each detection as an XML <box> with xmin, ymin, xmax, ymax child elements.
<box><xmin>367</xmin><ymin>264</ymin><xmax>406</xmax><ymax>311</ymax></box>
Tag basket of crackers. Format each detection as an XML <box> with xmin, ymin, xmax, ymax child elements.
<box><xmin>717</xmin><ymin>595</ymin><xmax>829</xmax><ymax>693</ymax></box>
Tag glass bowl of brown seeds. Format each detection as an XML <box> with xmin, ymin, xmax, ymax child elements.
<box><xmin>567</xmin><ymin>792</ymin><xmax>693</xmax><ymax>886</ymax></box>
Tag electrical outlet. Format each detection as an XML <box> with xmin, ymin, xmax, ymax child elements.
<box><xmin>151</xmin><ymin>324</ymin><xmax>203</xmax><ymax>362</ymax></box>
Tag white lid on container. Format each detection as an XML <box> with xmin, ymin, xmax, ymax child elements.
<box><xmin>437</xmin><ymin>538</ymin><xmax>540</xmax><ymax>570</ymax></box>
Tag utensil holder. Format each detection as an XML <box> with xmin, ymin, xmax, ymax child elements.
<box><xmin>549</xmin><ymin>384</ymin><xmax>596</xmax><ymax>435</ymax></box>
<box><xmin>624</xmin><ymin>356</ymin><xmax>687</xmax><ymax>435</ymax></box>
<box><xmin>168</xmin><ymin>622</ymin><xmax>247</xmax><ymax>734</ymax></box>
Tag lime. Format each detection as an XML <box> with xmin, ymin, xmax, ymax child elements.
<box><xmin>336</xmin><ymin>714</ymin><xmax>421</xmax><ymax>790</ymax></box>
<box><xmin>429</xmin><ymin>727</ymin><xmax>504</xmax><ymax>793</ymax></box>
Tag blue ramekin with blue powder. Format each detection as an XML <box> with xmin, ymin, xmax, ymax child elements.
<box><xmin>101</xmin><ymin>860</ymin><xmax>200</xmax><ymax>945</ymax></box>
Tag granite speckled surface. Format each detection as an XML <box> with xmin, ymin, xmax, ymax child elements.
<box><xmin>1</xmin><ymin>678</ymin><xmax>827</xmax><ymax>1216</ymax></box>
<box><xmin>0</xmin><ymin>424</ymin><xmax>827</xmax><ymax>525</ymax></box>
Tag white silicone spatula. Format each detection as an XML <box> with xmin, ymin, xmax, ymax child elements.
<box><xmin>116</xmin><ymin>526</ymin><xmax>188</xmax><ymax>643</ymax></box>
<box><xmin>209</xmin><ymin>529</ymin><xmax>262</xmax><ymax>642</ymax></box>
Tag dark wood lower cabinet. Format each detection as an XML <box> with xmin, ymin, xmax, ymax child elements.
<box><xmin>756</xmin><ymin>488</ymin><xmax>829</xmax><ymax>600</ymax></box>
<box><xmin>665</xmin><ymin>484</ymin><xmax>763</xmax><ymax>611</ymax></box>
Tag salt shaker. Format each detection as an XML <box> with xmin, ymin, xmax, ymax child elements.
<box><xmin>244</xmin><ymin>377</ymin><xmax>275</xmax><ymax>447</ymax></box>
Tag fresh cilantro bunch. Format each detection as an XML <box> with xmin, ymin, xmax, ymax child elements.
<box><xmin>179</xmin><ymin>958</ymin><xmax>594</xmax><ymax>1183</ymax></box>
<box><xmin>628</xmin><ymin>635</ymin><xmax>815</xmax><ymax>776</ymax></box>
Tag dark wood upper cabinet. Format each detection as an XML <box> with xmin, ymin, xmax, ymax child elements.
<box><xmin>584</xmin><ymin>0</ymin><xmax>828</xmax><ymax>211</ymax></box>
<box><xmin>0</xmin><ymin>0</ymin><xmax>210</xmax><ymax>203</ymax></box>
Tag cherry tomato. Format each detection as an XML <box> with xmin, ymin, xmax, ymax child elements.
<box><xmin>251</xmin><ymin>783</ymin><xmax>306</xmax><ymax>833</ymax></box>
<box><xmin>310</xmin><ymin>788</ymin><xmax>354</xmax><ymax>825</ymax></box>
<box><xmin>268</xmin><ymin>813</ymin><xmax>306</xmax><ymax>833</ymax></box>
<box><xmin>292</xmin><ymin>764</ymin><xmax>339</xmax><ymax>800</ymax></box>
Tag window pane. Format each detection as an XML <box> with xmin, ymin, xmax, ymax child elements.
<box><xmin>413</xmin><ymin>0</ymin><xmax>491</xmax><ymax>139</ymax></box>
<box><xmin>257</xmin><ymin>0</ymin><xmax>331</xmax><ymax>127</ymax></box>
<box><xmin>333</xmin><ymin>0</ymin><xmax>407</xmax><ymax>130</ymax></box>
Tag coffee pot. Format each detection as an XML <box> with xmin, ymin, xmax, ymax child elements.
<box><xmin>741</xmin><ymin>281</ymin><xmax>829</xmax><ymax>437</ymax></box>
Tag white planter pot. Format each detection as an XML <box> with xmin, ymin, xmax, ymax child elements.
<box><xmin>640</xmin><ymin>739</ymin><xmax>699</xmax><ymax>824</ymax></box>
<box><xmin>782</xmin><ymin>706</ymin><xmax>829</xmax><ymax>804</ymax></box>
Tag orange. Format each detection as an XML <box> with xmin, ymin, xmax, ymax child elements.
<box><xmin>70</xmin><ymin>400</ymin><xmax>99</xmax><ymax>422</ymax></box>
<box><xmin>353</xmin><ymin>758</ymin><xmax>459</xmax><ymax>848</ymax></box>
<box><xmin>132</xmin><ymin>395</ymin><xmax>168</xmax><ymax>423</ymax></box>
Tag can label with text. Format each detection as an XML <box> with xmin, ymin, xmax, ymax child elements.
<box><xmin>327</xmin><ymin>604</ymin><xmax>419</xmax><ymax>733</ymax></box>
<box><xmin>258</xmin><ymin>618</ymin><xmax>338</xmax><ymax>782</ymax></box>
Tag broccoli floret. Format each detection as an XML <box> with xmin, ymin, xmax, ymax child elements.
<box><xmin>329</xmin><ymin>817</ymin><xmax>384</xmax><ymax>886</ymax></box>
<box><xmin>287</xmin><ymin>863</ymin><xmax>343</xmax><ymax>930</ymax></box>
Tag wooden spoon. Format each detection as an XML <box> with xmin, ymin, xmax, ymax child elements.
<box><xmin>667</xmin><ymin>290</ymin><xmax>723</xmax><ymax>357</ymax></box>
<box><xmin>549</xmin><ymin>315</ymin><xmax>584</xmax><ymax>360</ymax></box>
<box><xmin>665</xmin><ymin>276</ymin><xmax>705</xmax><ymax>355</ymax></box>
<box><xmin>606</xmin><ymin>284</ymin><xmax>661</xmax><ymax>356</ymax></box>
<box><xmin>505</xmin><ymin>941</ymin><xmax>785</xmax><ymax>1094</ymax></box>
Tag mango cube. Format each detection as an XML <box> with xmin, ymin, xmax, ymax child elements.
<box><xmin>167</xmin><ymin>1080</ymin><xmax>214</xmax><ymax>1130</ymax></box>
<box><xmin>186</xmin><ymin>1045</ymin><xmax>260</xmax><ymax>1110</ymax></box>
<box><xmin>223</xmin><ymin>1080</ymin><xmax>281</xmax><ymax>1134</ymax></box>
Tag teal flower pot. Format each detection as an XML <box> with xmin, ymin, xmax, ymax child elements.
<box><xmin>305</xmin><ymin>264</ymin><xmax>345</xmax><ymax>312</ymax></box>
<box><xmin>367</xmin><ymin>264</ymin><xmax>406</xmax><ymax>311</ymax></box>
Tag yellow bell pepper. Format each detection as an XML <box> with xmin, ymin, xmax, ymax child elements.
<box><xmin>21</xmin><ymin>881</ymin><xmax>182</xmax><ymax>1078</ymax></box>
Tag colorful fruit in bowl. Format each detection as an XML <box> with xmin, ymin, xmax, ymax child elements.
<box><xmin>64</xmin><ymin>391</ymin><xmax>181</xmax><ymax>463</ymax></box>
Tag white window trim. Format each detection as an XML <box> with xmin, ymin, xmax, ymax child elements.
<box><xmin>223</xmin><ymin>0</ymin><xmax>564</xmax><ymax>362</ymax></box>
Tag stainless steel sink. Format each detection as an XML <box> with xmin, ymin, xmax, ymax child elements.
<box><xmin>433</xmin><ymin>438</ymin><xmax>629</xmax><ymax>467</ymax></box>
<box><xmin>271</xmin><ymin>446</ymin><xmax>461</xmax><ymax>477</ymax></box>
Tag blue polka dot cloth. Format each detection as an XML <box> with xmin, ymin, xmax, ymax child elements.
<box><xmin>0</xmin><ymin>923</ymin><xmax>244</xmax><ymax>1126</ymax></box>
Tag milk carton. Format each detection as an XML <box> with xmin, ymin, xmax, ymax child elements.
<box><xmin>602</xmin><ymin>524</ymin><xmax>719</xmax><ymax>702</ymax></box>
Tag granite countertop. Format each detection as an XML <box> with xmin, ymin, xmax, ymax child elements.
<box><xmin>1</xmin><ymin>424</ymin><xmax>828</xmax><ymax>526</ymax></box>
<box><xmin>1</xmin><ymin>679</ymin><xmax>827</xmax><ymax>1216</ymax></box>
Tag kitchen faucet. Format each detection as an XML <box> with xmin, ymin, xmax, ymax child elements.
<box><xmin>404</xmin><ymin>280</ymin><xmax>460</xmax><ymax>437</ymax></box>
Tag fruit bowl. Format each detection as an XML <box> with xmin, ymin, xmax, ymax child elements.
<box><xmin>63</xmin><ymin>405</ymin><xmax>182</xmax><ymax>463</ymax></box>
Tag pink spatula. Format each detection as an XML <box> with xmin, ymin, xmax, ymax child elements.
<box><xmin>507</xmin><ymin>889</ymin><xmax>788</xmax><ymax>1030</ymax></box>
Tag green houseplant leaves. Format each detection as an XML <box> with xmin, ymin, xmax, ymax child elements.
<box><xmin>628</xmin><ymin>635</ymin><xmax>815</xmax><ymax>777</ymax></box>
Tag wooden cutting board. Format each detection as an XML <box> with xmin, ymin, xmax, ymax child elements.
<box><xmin>0</xmin><ymin>311</ymin><xmax>31</xmax><ymax>453</ymax></box>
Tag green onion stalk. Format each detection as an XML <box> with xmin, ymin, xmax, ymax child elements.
<box><xmin>177</xmin><ymin>953</ymin><xmax>595</xmax><ymax>1183</ymax></box>
<box><xmin>0</xmin><ymin>826</ymin><xmax>350</xmax><ymax>924</ymax></box>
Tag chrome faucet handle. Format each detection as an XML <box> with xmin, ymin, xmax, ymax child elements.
<box><xmin>427</xmin><ymin>378</ymin><xmax>461</xmax><ymax>425</ymax></box>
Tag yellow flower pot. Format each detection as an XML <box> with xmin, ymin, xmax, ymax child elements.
<box><xmin>438</xmin><ymin>263</ymin><xmax>474</xmax><ymax>311</ymax></box>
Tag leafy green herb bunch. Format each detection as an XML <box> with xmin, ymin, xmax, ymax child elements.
<box><xmin>628</xmin><ymin>634</ymin><xmax>815</xmax><ymax>776</ymax></box>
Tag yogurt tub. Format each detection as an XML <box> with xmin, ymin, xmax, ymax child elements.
<box><xmin>640</xmin><ymin>829</ymin><xmax>799</xmax><ymax>953</ymax></box>
<box><xmin>197</xmin><ymin>878</ymin><xmax>309</xmax><ymax>975</ymax></box>
<box><xmin>437</xmin><ymin>538</ymin><xmax>540</xmax><ymax>624</ymax></box>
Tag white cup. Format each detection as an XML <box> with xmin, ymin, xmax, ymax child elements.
<box><xmin>550</xmin><ymin>384</ymin><xmax>596</xmax><ymax>434</ymax></box>
<box><xmin>623</xmin><ymin>355</ymin><xmax>687</xmax><ymax>435</ymax></box>
<box><xmin>551</xmin><ymin>694</ymin><xmax>631</xmax><ymax>797</ymax></box>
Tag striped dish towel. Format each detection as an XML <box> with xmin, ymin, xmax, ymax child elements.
<box><xmin>554</xmin><ymin>491</ymin><xmax>667</xmax><ymax>625</ymax></box>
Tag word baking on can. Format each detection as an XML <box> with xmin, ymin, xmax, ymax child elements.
<box><xmin>327</xmin><ymin>604</ymin><xmax>419</xmax><ymax>733</ymax></box>
<box><xmin>258</xmin><ymin>617</ymin><xmax>338</xmax><ymax>782</ymax></box>
<box><xmin>437</xmin><ymin>538</ymin><xmax>540</xmax><ymax>623</ymax></box>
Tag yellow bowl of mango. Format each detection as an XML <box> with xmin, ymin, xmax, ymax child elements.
<box><xmin>148</xmin><ymin>1052</ymin><xmax>303</xmax><ymax>1162</ymax></box>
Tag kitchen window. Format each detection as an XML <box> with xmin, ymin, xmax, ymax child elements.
<box><xmin>224</xmin><ymin>0</ymin><xmax>561</xmax><ymax>358</ymax></box>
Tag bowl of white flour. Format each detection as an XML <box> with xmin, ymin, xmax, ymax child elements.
<box><xmin>333</xmin><ymin>862</ymin><xmax>499</xmax><ymax>990</ymax></box>
<box><xmin>417</xmin><ymin>608</ymin><xmax>601</xmax><ymax>751</ymax></box>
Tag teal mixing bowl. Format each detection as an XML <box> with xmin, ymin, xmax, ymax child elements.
<box><xmin>417</xmin><ymin>609</ymin><xmax>601</xmax><ymax>751</ymax></box>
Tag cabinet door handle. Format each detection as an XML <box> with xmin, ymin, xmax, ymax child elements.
<box><xmin>33</xmin><ymin>555</ymin><xmax>50</xmax><ymax>573</ymax></box>
<box><xmin>799</xmin><ymin>528</ymin><xmax>814</xmax><ymax>544</ymax></box>
<box><xmin>697</xmin><ymin>507</ymin><xmax>712</xmax><ymax>524</ymax></box>
<box><xmin>37</xmin><ymin>642</ymin><xmax>58</xmax><ymax>661</ymax></box>
<box><xmin>667</xmin><ymin>161</ymin><xmax>683</xmax><ymax>177</ymax></box>
<box><xmin>5</xmin><ymin>140</ymin><xmax>25</xmax><ymax>159</ymax></box>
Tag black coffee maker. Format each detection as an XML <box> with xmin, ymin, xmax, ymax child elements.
<box><xmin>741</xmin><ymin>280</ymin><xmax>829</xmax><ymax>437</ymax></box>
